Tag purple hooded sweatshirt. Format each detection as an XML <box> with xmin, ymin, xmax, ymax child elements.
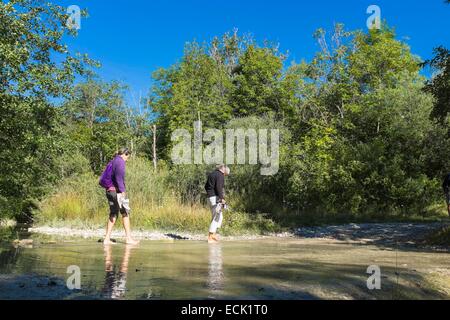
<box><xmin>99</xmin><ymin>155</ymin><xmax>126</xmax><ymax>193</ymax></box>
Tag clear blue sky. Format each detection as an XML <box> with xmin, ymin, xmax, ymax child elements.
<box><xmin>60</xmin><ymin>0</ymin><xmax>450</xmax><ymax>103</ymax></box>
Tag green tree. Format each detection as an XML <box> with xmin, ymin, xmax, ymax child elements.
<box><xmin>424</xmin><ymin>46</ymin><xmax>450</xmax><ymax>122</ymax></box>
<box><xmin>61</xmin><ymin>79</ymin><xmax>153</xmax><ymax>173</ymax></box>
<box><xmin>328</xmin><ymin>77</ymin><xmax>440</xmax><ymax>215</ymax></box>
<box><xmin>151</xmin><ymin>31</ymin><xmax>302</xmax><ymax>160</ymax></box>
<box><xmin>283</xmin><ymin>24</ymin><xmax>443</xmax><ymax>218</ymax></box>
<box><xmin>151</xmin><ymin>40</ymin><xmax>234</xmax><ymax>159</ymax></box>
<box><xmin>0</xmin><ymin>0</ymin><xmax>93</xmax><ymax>220</ymax></box>
<box><xmin>231</xmin><ymin>45</ymin><xmax>284</xmax><ymax>116</ymax></box>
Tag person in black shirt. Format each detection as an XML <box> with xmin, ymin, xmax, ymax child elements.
<box><xmin>443</xmin><ymin>173</ymin><xmax>450</xmax><ymax>217</ymax></box>
<box><xmin>205</xmin><ymin>164</ymin><xmax>230</xmax><ymax>243</ymax></box>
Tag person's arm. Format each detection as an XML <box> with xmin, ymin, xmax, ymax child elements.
<box><xmin>113</xmin><ymin>159</ymin><xmax>126</xmax><ymax>193</ymax></box>
<box><xmin>215</xmin><ymin>172</ymin><xmax>225</xmax><ymax>201</ymax></box>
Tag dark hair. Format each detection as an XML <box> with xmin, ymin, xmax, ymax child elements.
<box><xmin>117</xmin><ymin>147</ymin><xmax>131</xmax><ymax>156</ymax></box>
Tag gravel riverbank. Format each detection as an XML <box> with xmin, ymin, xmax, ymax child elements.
<box><xmin>28</xmin><ymin>222</ymin><xmax>449</xmax><ymax>247</ymax></box>
<box><xmin>28</xmin><ymin>225</ymin><xmax>294</xmax><ymax>241</ymax></box>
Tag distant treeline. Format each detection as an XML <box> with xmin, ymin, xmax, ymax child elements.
<box><xmin>1</xmin><ymin>1</ymin><xmax>450</xmax><ymax>224</ymax></box>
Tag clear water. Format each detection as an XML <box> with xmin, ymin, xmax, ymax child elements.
<box><xmin>0</xmin><ymin>237</ymin><xmax>449</xmax><ymax>300</ymax></box>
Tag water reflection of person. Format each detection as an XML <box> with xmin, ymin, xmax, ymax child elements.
<box><xmin>102</xmin><ymin>244</ymin><xmax>135</xmax><ymax>299</ymax></box>
<box><xmin>207</xmin><ymin>243</ymin><xmax>224</xmax><ymax>297</ymax></box>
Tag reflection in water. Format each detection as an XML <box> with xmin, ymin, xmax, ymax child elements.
<box><xmin>102</xmin><ymin>245</ymin><xmax>134</xmax><ymax>299</ymax></box>
<box><xmin>207</xmin><ymin>244</ymin><xmax>224</xmax><ymax>297</ymax></box>
<box><xmin>1</xmin><ymin>238</ymin><xmax>450</xmax><ymax>300</ymax></box>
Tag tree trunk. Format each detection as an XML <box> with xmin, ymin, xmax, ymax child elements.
<box><xmin>152</xmin><ymin>125</ymin><xmax>157</xmax><ymax>171</ymax></box>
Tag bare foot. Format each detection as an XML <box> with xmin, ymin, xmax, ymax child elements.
<box><xmin>212</xmin><ymin>234</ymin><xmax>219</xmax><ymax>241</ymax></box>
<box><xmin>208</xmin><ymin>237</ymin><xmax>218</xmax><ymax>244</ymax></box>
<box><xmin>103</xmin><ymin>239</ymin><xmax>116</xmax><ymax>245</ymax></box>
<box><xmin>126</xmin><ymin>238</ymin><xmax>140</xmax><ymax>245</ymax></box>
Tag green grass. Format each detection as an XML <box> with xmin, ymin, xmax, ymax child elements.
<box><xmin>34</xmin><ymin>157</ymin><xmax>279</xmax><ymax>235</ymax></box>
<box><xmin>0</xmin><ymin>226</ymin><xmax>16</xmax><ymax>242</ymax></box>
<box><xmin>34</xmin><ymin>156</ymin><xmax>449</xmax><ymax>235</ymax></box>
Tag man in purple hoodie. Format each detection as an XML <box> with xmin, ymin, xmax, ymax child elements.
<box><xmin>99</xmin><ymin>147</ymin><xmax>139</xmax><ymax>245</ymax></box>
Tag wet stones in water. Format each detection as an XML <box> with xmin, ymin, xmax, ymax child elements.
<box><xmin>164</xmin><ymin>233</ymin><xmax>189</xmax><ymax>240</ymax></box>
<box><xmin>97</xmin><ymin>239</ymin><xmax>117</xmax><ymax>243</ymax></box>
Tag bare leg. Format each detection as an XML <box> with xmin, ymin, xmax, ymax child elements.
<box><xmin>208</xmin><ymin>232</ymin><xmax>218</xmax><ymax>243</ymax></box>
<box><xmin>122</xmin><ymin>216</ymin><xmax>139</xmax><ymax>245</ymax></box>
<box><xmin>104</xmin><ymin>245</ymin><xmax>113</xmax><ymax>271</ymax></box>
<box><xmin>120</xmin><ymin>245</ymin><xmax>135</xmax><ymax>273</ymax></box>
<box><xmin>209</xmin><ymin>208</ymin><xmax>222</xmax><ymax>243</ymax></box>
<box><xmin>212</xmin><ymin>212</ymin><xmax>223</xmax><ymax>241</ymax></box>
<box><xmin>104</xmin><ymin>216</ymin><xmax>117</xmax><ymax>245</ymax></box>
